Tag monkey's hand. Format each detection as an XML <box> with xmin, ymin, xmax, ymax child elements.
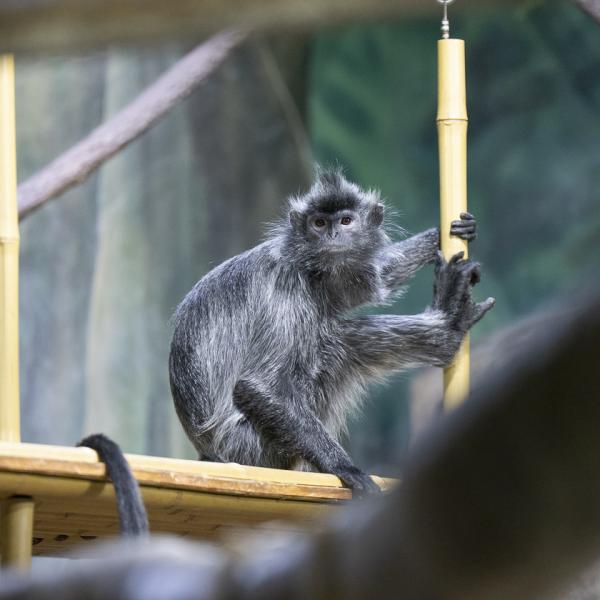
<box><xmin>335</xmin><ymin>464</ymin><xmax>381</xmax><ymax>499</ymax></box>
<box><xmin>450</xmin><ymin>212</ymin><xmax>477</xmax><ymax>242</ymax></box>
<box><xmin>432</xmin><ymin>250</ymin><xmax>495</xmax><ymax>335</ymax></box>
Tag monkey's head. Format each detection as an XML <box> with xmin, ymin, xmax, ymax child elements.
<box><xmin>286</xmin><ymin>170</ymin><xmax>388</xmax><ymax>264</ymax></box>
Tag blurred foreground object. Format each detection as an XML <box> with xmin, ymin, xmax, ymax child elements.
<box><xmin>1</xmin><ymin>287</ymin><xmax>600</xmax><ymax>598</ymax></box>
<box><xmin>0</xmin><ymin>0</ymin><xmax>513</xmax><ymax>54</ymax></box>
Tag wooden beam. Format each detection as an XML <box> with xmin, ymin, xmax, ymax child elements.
<box><xmin>0</xmin><ymin>442</ymin><xmax>393</xmax><ymax>556</ymax></box>
<box><xmin>0</xmin><ymin>0</ymin><xmax>511</xmax><ymax>55</ymax></box>
<box><xmin>0</xmin><ymin>441</ymin><xmax>391</xmax><ymax>501</ymax></box>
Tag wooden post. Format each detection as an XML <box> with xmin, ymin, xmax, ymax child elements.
<box><xmin>437</xmin><ymin>39</ymin><xmax>469</xmax><ymax>410</ymax></box>
<box><xmin>0</xmin><ymin>54</ymin><xmax>33</xmax><ymax>569</ymax></box>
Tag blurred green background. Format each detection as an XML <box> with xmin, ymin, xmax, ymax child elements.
<box><xmin>16</xmin><ymin>0</ymin><xmax>600</xmax><ymax>475</ymax></box>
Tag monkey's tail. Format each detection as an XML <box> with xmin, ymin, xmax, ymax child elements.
<box><xmin>78</xmin><ymin>433</ymin><xmax>149</xmax><ymax>536</ymax></box>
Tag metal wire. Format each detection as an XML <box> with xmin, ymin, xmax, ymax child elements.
<box><xmin>437</xmin><ymin>0</ymin><xmax>455</xmax><ymax>39</ymax></box>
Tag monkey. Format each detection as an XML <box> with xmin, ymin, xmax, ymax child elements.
<box><xmin>78</xmin><ymin>434</ymin><xmax>148</xmax><ymax>536</ymax></box>
<box><xmin>169</xmin><ymin>170</ymin><xmax>494</xmax><ymax>496</ymax></box>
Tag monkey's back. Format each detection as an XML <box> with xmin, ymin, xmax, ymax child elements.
<box><xmin>169</xmin><ymin>241</ymin><xmax>325</xmax><ymax>454</ymax></box>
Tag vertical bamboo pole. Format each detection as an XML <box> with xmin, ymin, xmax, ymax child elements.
<box><xmin>437</xmin><ymin>39</ymin><xmax>469</xmax><ymax>410</ymax></box>
<box><xmin>0</xmin><ymin>54</ymin><xmax>20</xmax><ymax>442</ymax></box>
<box><xmin>0</xmin><ymin>54</ymin><xmax>33</xmax><ymax>570</ymax></box>
<box><xmin>0</xmin><ymin>498</ymin><xmax>33</xmax><ymax>571</ymax></box>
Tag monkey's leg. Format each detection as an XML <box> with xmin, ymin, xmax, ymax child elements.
<box><xmin>233</xmin><ymin>381</ymin><xmax>380</xmax><ymax>498</ymax></box>
<box><xmin>343</xmin><ymin>312</ymin><xmax>459</xmax><ymax>372</ymax></box>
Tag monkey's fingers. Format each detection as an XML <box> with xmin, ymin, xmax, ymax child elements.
<box><xmin>450</xmin><ymin>230</ymin><xmax>477</xmax><ymax>242</ymax></box>
<box><xmin>449</xmin><ymin>251</ymin><xmax>465</xmax><ymax>265</ymax></box>
<box><xmin>460</xmin><ymin>211</ymin><xmax>475</xmax><ymax>220</ymax></box>
<box><xmin>451</xmin><ymin>221</ymin><xmax>476</xmax><ymax>230</ymax></box>
<box><xmin>434</xmin><ymin>250</ymin><xmax>446</xmax><ymax>276</ymax></box>
<box><xmin>471</xmin><ymin>297</ymin><xmax>495</xmax><ymax>326</ymax></box>
<box><xmin>456</xmin><ymin>260</ymin><xmax>481</xmax><ymax>297</ymax></box>
<box><xmin>466</xmin><ymin>261</ymin><xmax>481</xmax><ymax>285</ymax></box>
<box><xmin>450</xmin><ymin>221</ymin><xmax>477</xmax><ymax>241</ymax></box>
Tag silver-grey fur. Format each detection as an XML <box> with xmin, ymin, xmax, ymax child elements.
<box><xmin>169</xmin><ymin>170</ymin><xmax>493</xmax><ymax>496</ymax></box>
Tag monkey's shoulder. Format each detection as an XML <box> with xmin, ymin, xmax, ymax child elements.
<box><xmin>180</xmin><ymin>241</ymin><xmax>281</xmax><ymax>309</ymax></box>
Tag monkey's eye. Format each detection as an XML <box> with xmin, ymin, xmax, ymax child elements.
<box><xmin>314</xmin><ymin>218</ymin><xmax>326</xmax><ymax>228</ymax></box>
<box><xmin>340</xmin><ymin>216</ymin><xmax>353</xmax><ymax>226</ymax></box>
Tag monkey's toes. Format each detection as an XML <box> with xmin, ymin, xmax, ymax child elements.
<box><xmin>336</xmin><ymin>466</ymin><xmax>381</xmax><ymax>499</ymax></box>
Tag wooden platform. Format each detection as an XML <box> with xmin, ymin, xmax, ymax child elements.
<box><xmin>0</xmin><ymin>442</ymin><xmax>391</xmax><ymax>557</ymax></box>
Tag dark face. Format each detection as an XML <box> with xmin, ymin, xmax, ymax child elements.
<box><xmin>288</xmin><ymin>188</ymin><xmax>384</xmax><ymax>261</ymax></box>
<box><xmin>306</xmin><ymin>209</ymin><xmax>362</xmax><ymax>253</ymax></box>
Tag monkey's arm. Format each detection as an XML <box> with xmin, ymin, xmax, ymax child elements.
<box><xmin>233</xmin><ymin>381</ymin><xmax>379</xmax><ymax>497</ymax></box>
<box><xmin>379</xmin><ymin>228</ymin><xmax>439</xmax><ymax>289</ymax></box>
<box><xmin>346</xmin><ymin>251</ymin><xmax>494</xmax><ymax>374</ymax></box>
<box><xmin>379</xmin><ymin>213</ymin><xmax>476</xmax><ymax>289</ymax></box>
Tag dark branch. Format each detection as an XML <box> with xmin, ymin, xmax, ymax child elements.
<box><xmin>17</xmin><ymin>29</ymin><xmax>248</xmax><ymax>219</ymax></box>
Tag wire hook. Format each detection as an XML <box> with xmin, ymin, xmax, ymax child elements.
<box><xmin>437</xmin><ymin>0</ymin><xmax>455</xmax><ymax>39</ymax></box>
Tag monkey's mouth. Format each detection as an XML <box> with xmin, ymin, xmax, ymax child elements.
<box><xmin>322</xmin><ymin>244</ymin><xmax>351</xmax><ymax>254</ymax></box>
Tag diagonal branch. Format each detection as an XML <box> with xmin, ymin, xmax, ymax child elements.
<box><xmin>17</xmin><ymin>28</ymin><xmax>248</xmax><ymax>219</ymax></box>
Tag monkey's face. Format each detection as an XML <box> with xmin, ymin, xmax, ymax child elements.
<box><xmin>286</xmin><ymin>171</ymin><xmax>387</xmax><ymax>263</ymax></box>
<box><xmin>301</xmin><ymin>202</ymin><xmax>384</xmax><ymax>260</ymax></box>
<box><xmin>307</xmin><ymin>210</ymin><xmax>361</xmax><ymax>253</ymax></box>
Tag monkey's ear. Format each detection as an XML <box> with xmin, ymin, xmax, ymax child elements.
<box><xmin>289</xmin><ymin>210</ymin><xmax>304</xmax><ymax>231</ymax></box>
<box><xmin>368</xmin><ymin>203</ymin><xmax>384</xmax><ymax>227</ymax></box>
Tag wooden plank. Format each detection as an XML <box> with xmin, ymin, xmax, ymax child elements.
<box><xmin>0</xmin><ymin>0</ymin><xmax>513</xmax><ymax>55</ymax></box>
<box><xmin>0</xmin><ymin>442</ymin><xmax>392</xmax><ymax>501</ymax></box>
<box><xmin>0</xmin><ymin>471</ymin><xmax>336</xmax><ymax>556</ymax></box>
<box><xmin>0</xmin><ymin>443</ymin><xmax>395</xmax><ymax>556</ymax></box>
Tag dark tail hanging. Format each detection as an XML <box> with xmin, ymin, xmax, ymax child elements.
<box><xmin>78</xmin><ymin>433</ymin><xmax>149</xmax><ymax>536</ymax></box>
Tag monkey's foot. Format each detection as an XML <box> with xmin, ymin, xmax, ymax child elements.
<box><xmin>335</xmin><ymin>465</ymin><xmax>381</xmax><ymax>499</ymax></box>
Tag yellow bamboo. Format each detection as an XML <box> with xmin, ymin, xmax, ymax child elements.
<box><xmin>437</xmin><ymin>39</ymin><xmax>469</xmax><ymax>410</ymax></box>
<box><xmin>0</xmin><ymin>54</ymin><xmax>33</xmax><ymax>570</ymax></box>
<box><xmin>0</xmin><ymin>55</ymin><xmax>20</xmax><ymax>442</ymax></box>
<box><xmin>0</xmin><ymin>497</ymin><xmax>34</xmax><ymax>570</ymax></box>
